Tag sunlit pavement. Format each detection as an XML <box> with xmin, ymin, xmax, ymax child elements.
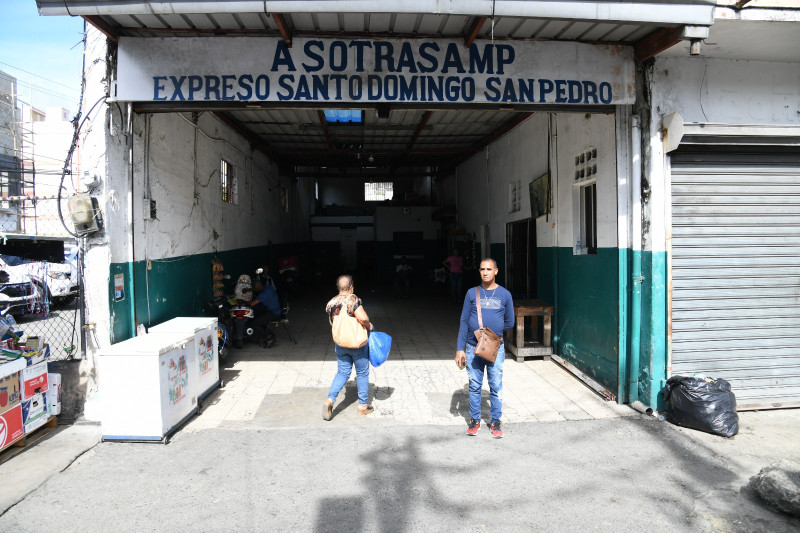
<box><xmin>186</xmin><ymin>288</ymin><xmax>634</xmax><ymax>432</ymax></box>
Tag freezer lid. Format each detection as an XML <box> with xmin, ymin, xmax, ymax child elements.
<box><xmin>148</xmin><ymin>317</ymin><xmax>216</xmax><ymax>334</ymax></box>
<box><xmin>98</xmin><ymin>332</ymin><xmax>195</xmax><ymax>357</ymax></box>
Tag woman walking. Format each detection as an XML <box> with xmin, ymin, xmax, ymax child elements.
<box><xmin>323</xmin><ymin>275</ymin><xmax>374</xmax><ymax>420</ymax></box>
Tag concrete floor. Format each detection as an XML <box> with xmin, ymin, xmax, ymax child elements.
<box><xmin>187</xmin><ymin>287</ymin><xmax>633</xmax><ymax>432</ymax></box>
<box><xmin>1</xmin><ymin>287</ymin><xmax>798</xmax><ymax>531</ymax></box>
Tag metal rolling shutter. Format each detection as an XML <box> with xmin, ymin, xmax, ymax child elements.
<box><xmin>670</xmin><ymin>151</ymin><xmax>800</xmax><ymax>409</ymax></box>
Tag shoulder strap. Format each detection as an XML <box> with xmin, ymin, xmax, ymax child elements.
<box><xmin>475</xmin><ymin>287</ymin><xmax>483</xmax><ymax>329</ymax></box>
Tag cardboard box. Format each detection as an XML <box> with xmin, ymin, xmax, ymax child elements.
<box><xmin>26</xmin><ymin>336</ymin><xmax>45</xmax><ymax>352</ymax></box>
<box><xmin>0</xmin><ymin>403</ymin><xmax>24</xmax><ymax>450</ymax></box>
<box><xmin>21</xmin><ymin>393</ymin><xmax>49</xmax><ymax>433</ymax></box>
<box><xmin>0</xmin><ymin>371</ymin><xmax>21</xmax><ymax>413</ymax></box>
<box><xmin>46</xmin><ymin>373</ymin><xmax>61</xmax><ymax>416</ymax></box>
<box><xmin>21</xmin><ymin>361</ymin><xmax>48</xmax><ymax>399</ymax></box>
<box><xmin>24</xmin><ymin>345</ymin><xmax>50</xmax><ymax>367</ymax></box>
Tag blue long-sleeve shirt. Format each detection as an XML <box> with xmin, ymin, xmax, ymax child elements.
<box><xmin>457</xmin><ymin>285</ymin><xmax>515</xmax><ymax>350</ymax></box>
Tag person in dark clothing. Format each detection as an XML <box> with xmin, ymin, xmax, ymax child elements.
<box><xmin>455</xmin><ymin>258</ymin><xmax>515</xmax><ymax>439</ymax></box>
<box><xmin>247</xmin><ymin>279</ymin><xmax>282</xmax><ymax>348</ymax></box>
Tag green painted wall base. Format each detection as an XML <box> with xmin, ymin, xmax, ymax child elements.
<box><xmin>640</xmin><ymin>250</ymin><xmax>668</xmax><ymax>411</ymax></box>
<box><xmin>109</xmin><ymin>245</ymin><xmax>270</xmax><ymax>344</ymax></box>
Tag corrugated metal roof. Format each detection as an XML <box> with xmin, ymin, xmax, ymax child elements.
<box><xmin>220</xmin><ymin>106</ymin><xmax>525</xmax><ymax>171</ymax></box>
<box><xmin>55</xmin><ymin>11</ymin><xmax>672</xmax><ymax>42</ymax></box>
<box><xmin>37</xmin><ymin>1</ymin><xmax>716</xmax><ymax>42</ymax></box>
<box><xmin>38</xmin><ymin>1</ymin><xmax>716</xmax><ymax>173</ymax></box>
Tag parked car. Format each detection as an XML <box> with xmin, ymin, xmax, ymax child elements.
<box><xmin>0</xmin><ymin>247</ymin><xmax>79</xmax><ymax>309</ymax></box>
<box><xmin>0</xmin><ymin>269</ymin><xmax>45</xmax><ymax>317</ymax></box>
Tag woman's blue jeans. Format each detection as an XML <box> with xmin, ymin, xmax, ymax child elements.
<box><xmin>465</xmin><ymin>342</ymin><xmax>505</xmax><ymax>422</ymax></box>
<box><xmin>328</xmin><ymin>344</ymin><xmax>370</xmax><ymax>405</ymax></box>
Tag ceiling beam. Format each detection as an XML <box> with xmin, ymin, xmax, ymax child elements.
<box><xmin>259</xmin><ymin>145</ymin><xmax>474</xmax><ymax>155</ymax></box>
<box><xmin>317</xmin><ymin>110</ymin><xmax>333</xmax><ymax>149</ymax></box>
<box><xmin>408</xmin><ymin>111</ymin><xmax>432</xmax><ymax>150</ymax></box>
<box><xmin>272</xmin><ymin>13</ymin><xmax>292</xmax><ymax>48</ymax></box>
<box><xmin>464</xmin><ymin>16</ymin><xmax>486</xmax><ymax>48</ymax></box>
<box><xmin>82</xmin><ymin>15</ymin><xmax>119</xmax><ymax>42</ymax></box>
<box><xmin>634</xmin><ymin>26</ymin><xmax>681</xmax><ymax>64</ymax></box>
<box><xmin>477</xmin><ymin>112</ymin><xmax>532</xmax><ymax>150</ymax></box>
<box><xmin>211</xmin><ymin>111</ymin><xmax>290</xmax><ymax>168</ymax></box>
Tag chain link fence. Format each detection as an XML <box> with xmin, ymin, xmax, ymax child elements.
<box><xmin>0</xmin><ymin>195</ymin><xmax>83</xmax><ymax>361</ymax></box>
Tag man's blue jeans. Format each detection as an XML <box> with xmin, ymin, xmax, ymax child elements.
<box><xmin>465</xmin><ymin>342</ymin><xmax>505</xmax><ymax>422</ymax></box>
<box><xmin>328</xmin><ymin>344</ymin><xmax>370</xmax><ymax>405</ymax></box>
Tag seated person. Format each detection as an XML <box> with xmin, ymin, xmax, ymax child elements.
<box><xmin>394</xmin><ymin>256</ymin><xmax>413</xmax><ymax>298</ymax></box>
<box><xmin>247</xmin><ymin>279</ymin><xmax>282</xmax><ymax>348</ymax></box>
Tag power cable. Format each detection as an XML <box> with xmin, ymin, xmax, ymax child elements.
<box><xmin>0</xmin><ymin>60</ymin><xmax>81</xmax><ymax>92</ymax></box>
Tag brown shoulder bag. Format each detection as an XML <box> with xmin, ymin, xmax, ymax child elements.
<box><xmin>473</xmin><ymin>287</ymin><xmax>502</xmax><ymax>363</ymax></box>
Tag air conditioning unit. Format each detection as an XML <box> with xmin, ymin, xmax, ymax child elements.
<box><xmin>67</xmin><ymin>194</ymin><xmax>103</xmax><ymax>236</ymax></box>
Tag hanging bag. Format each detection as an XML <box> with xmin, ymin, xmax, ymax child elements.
<box><xmin>368</xmin><ymin>331</ymin><xmax>392</xmax><ymax>367</ymax></box>
<box><xmin>473</xmin><ymin>287</ymin><xmax>502</xmax><ymax>363</ymax></box>
<box><xmin>331</xmin><ymin>303</ymin><xmax>369</xmax><ymax>349</ymax></box>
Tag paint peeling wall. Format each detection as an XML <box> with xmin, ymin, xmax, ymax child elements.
<box><xmin>636</xmin><ymin>55</ymin><xmax>800</xmax><ymax>408</ymax></box>
<box><xmin>651</xmin><ymin>56</ymin><xmax>800</xmax><ymax>125</ymax></box>
<box><xmin>78</xmin><ymin>27</ymin><xmax>303</xmax><ymax>412</ymax></box>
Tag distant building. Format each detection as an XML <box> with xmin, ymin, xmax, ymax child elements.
<box><xmin>0</xmin><ymin>70</ymin><xmax>22</xmax><ymax>231</ymax></box>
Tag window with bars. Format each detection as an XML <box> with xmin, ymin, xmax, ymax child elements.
<box><xmin>220</xmin><ymin>160</ymin><xmax>237</xmax><ymax>204</ymax></box>
<box><xmin>364</xmin><ymin>182</ymin><xmax>393</xmax><ymax>201</ymax></box>
<box><xmin>581</xmin><ymin>182</ymin><xmax>597</xmax><ymax>255</ymax></box>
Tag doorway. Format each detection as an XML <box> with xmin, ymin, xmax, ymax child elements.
<box><xmin>506</xmin><ymin>218</ymin><xmax>536</xmax><ymax>300</ymax></box>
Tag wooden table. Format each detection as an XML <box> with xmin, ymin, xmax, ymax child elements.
<box><xmin>506</xmin><ymin>299</ymin><xmax>553</xmax><ymax>362</ymax></box>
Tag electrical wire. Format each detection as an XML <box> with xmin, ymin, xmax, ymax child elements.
<box><xmin>0</xmin><ymin>60</ymin><xmax>81</xmax><ymax>92</ymax></box>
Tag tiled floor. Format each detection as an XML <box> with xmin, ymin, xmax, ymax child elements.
<box><xmin>185</xmin><ymin>287</ymin><xmax>634</xmax><ymax>432</ymax></box>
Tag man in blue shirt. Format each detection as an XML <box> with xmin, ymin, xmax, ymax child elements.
<box><xmin>248</xmin><ymin>279</ymin><xmax>282</xmax><ymax>348</ymax></box>
<box><xmin>455</xmin><ymin>258</ymin><xmax>515</xmax><ymax>438</ymax></box>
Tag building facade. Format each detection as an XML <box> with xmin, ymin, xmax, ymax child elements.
<box><xmin>36</xmin><ymin>0</ymin><xmax>800</xmax><ymax>411</ymax></box>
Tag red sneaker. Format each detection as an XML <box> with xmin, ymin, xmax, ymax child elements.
<box><xmin>466</xmin><ymin>419</ymin><xmax>480</xmax><ymax>436</ymax></box>
<box><xmin>490</xmin><ymin>420</ymin><xmax>503</xmax><ymax>439</ymax></box>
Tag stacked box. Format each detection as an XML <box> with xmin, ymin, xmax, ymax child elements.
<box><xmin>0</xmin><ymin>367</ymin><xmax>24</xmax><ymax>451</ymax></box>
<box><xmin>46</xmin><ymin>373</ymin><xmax>61</xmax><ymax>416</ymax></box>
<box><xmin>21</xmin><ymin>361</ymin><xmax>48</xmax><ymax>399</ymax></box>
<box><xmin>21</xmin><ymin>393</ymin><xmax>49</xmax><ymax>433</ymax></box>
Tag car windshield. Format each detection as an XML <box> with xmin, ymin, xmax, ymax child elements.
<box><xmin>0</xmin><ymin>254</ymin><xmax>26</xmax><ymax>266</ymax></box>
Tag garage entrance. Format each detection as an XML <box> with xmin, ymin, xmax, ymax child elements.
<box><xmin>65</xmin><ymin>0</ymin><xmax>668</xmax><ymax>412</ymax></box>
<box><xmin>670</xmin><ymin>148</ymin><xmax>800</xmax><ymax>409</ymax></box>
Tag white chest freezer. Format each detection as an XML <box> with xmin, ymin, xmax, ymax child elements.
<box><xmin>149</xmin><ymin>317</ymin><xmax>220</xmax><ymax>400</ymax></box>
<box><xmin>99</xmin><ymin>332</ymin><xmax>198</xmax><ymax>442</ymax></box>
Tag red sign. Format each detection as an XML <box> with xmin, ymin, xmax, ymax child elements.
<box><xmin>0</xmin><ymin>404</ymin><xmax>24</xmax><ymax>450</ymax></box>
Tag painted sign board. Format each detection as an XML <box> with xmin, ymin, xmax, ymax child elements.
<box><xmin>116</xmin><ymin>37</ymin><xmax>635</xmax><ymax>105</ymax></box>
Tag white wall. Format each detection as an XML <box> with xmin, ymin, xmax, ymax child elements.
<box><xmin>451</xmin><ymin>111</ymin><xmax>618</xmax><ymax>252</ymax></box>
<box><xmin>651</xmin><ymin>56</ymin><xmax>800</xmax><ymax>125</ymax></box>
<box><xmin>554</xmin><ymin>112</ymin><xmax>619</xmax><ymax>250</ymax></box>
<box><xmin>310</xmin><ymin>216</ymin><xmax>374</xmax><ymax>242</ymax></box>
<box><xmin>454</xmin><ymin>113</ymin><xmax>550</xmax><ymax>244</ymax></box>
<box><xmin>374</xmin><ymin>206</ymin><xmax>439</xmax><ymax>241</ymax></box>
<box><xmin>132</xmin><ymin>111</ymin><xmax>291</xmax><ymax>261</ymax></box>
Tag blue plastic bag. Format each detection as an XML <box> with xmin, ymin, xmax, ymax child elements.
<box><xmin>368</xmin><ymin>331</ymin><xmax>392</xmax><ymax>367</ymax></box>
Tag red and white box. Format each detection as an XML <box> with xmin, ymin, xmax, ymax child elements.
<box><xmin>21</xmin><ymin>361</ymin><xmax>49</xmax><ymax>400</ymax></box>
<box><xmin>0</xmin><ymin>404</ymin><xmax>24</xmax><ymax>451</ymax></box>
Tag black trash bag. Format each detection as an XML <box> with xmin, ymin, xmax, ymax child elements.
<box><xmin>664</xmin><ymin>375</ymin><xmax>739</xmax><ymax>437</ymax></box>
